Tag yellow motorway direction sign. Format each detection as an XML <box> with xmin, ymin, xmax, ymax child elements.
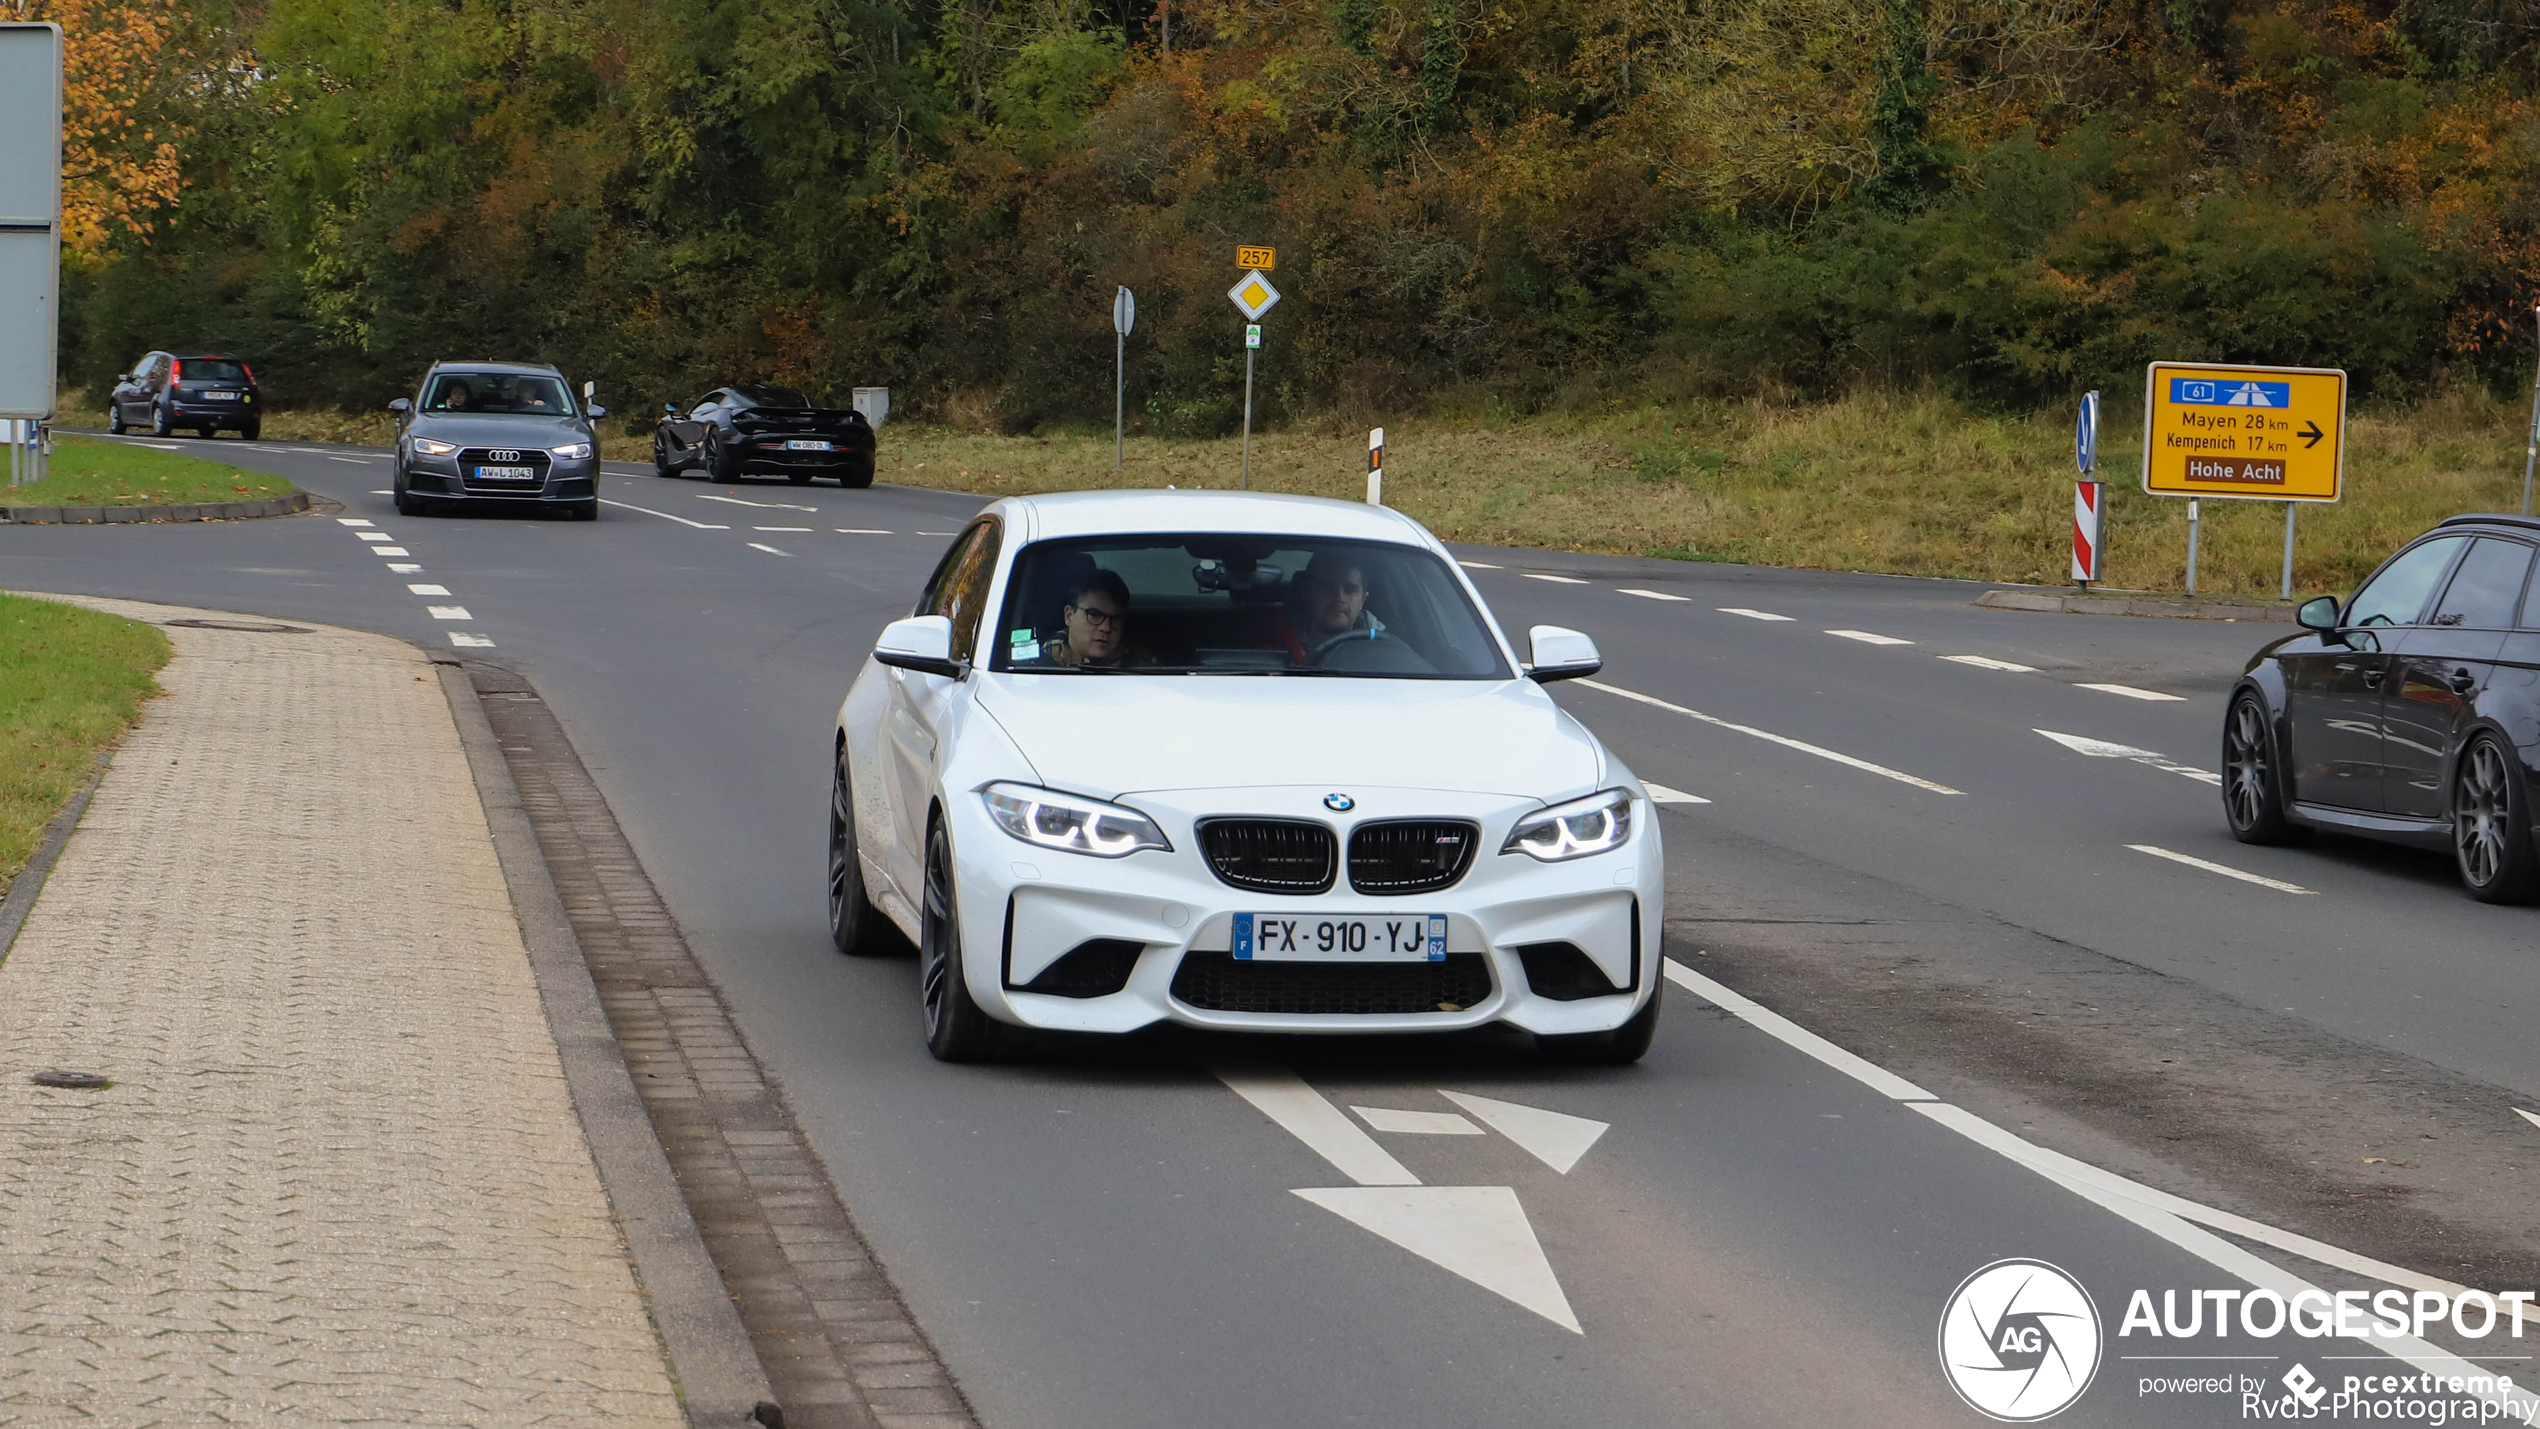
<box><xmin>1236</xmin><ymin>245</ymin><xmax>1276</xmax><ymax>270</ymax></box>
<box><xmin>2142</xmin><ymin>362</ymin><xmax>2347</xmax><ymax>503</ymax></box>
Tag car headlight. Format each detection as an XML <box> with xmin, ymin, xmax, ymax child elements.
<box><xmin>981</xmin><ymin>782</ymin><xmax>1171</xmax><ymax>858</ymax></box>
<box><xmin>411</xmin><ymin>437</ymin><xmax>458</xmax><ymax>456</ymax></box>
<box><xmin>1501</xmin><ymin>788</ymin><xmax>1634</xmax><ymax>862</ymax></box>
<box><xmin>550</xmin><ymin>441</ymin><xmax>593</xmax><ymax>459</ymax></box>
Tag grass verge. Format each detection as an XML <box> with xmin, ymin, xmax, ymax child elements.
<box><xmin>6</xmin><ymin>435</ymin><xmax>294</xmax><ymax>508</ymax></box>
<box><xmin>868</xmin><ymin>389</ymin><xmax>2538</xmax><ymax>599</ymax></box>
<box><xmin>0</xmin><ymin>595</ymin><xmax>170</xmax><ymax>902</ymax></box>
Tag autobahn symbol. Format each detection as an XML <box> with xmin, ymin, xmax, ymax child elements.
<box><xmin>2142</xmin><ymin>361</ymin><xmax>2347</xmax><ymax>503</ymax></box>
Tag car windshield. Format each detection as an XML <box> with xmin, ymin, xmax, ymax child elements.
<box><xmin>423</xmin><ymin>372</ymin><xmax>573</xmax><ymax>415</ymax></box>
<box><xmin>179</xmin><ymin>359</ymin><xmax>248</xmax><ymax>384</ymax></box>
<box><xmin>733</xmin><ymin>385</ymin><xmax>811</xmax><ymax>408</ymax></box>
<box><xmin>991</xmin><ymin>534</ymin><xmax>1512</xmax><ymax>679</ymax></box>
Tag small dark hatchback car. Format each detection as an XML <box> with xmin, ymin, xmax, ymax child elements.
<box><xmin>2225</xmin><ymin>513</ymin><xmax>2540</xmax><ymax>901</ymax></box>
<box><xmin>107</xmin><ymin>352</ymin><xmax>262</xmax><ymax>439</ymax></box>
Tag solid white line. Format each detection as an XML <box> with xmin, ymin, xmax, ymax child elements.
<box><xmin>1663</xmin><ymin>960</ymin><xmax>1935</xmax><ymax>1100</ymax></box>
<box><xmin>288</xmin><ymin>446</ymin><xmax>329</xmax><ymax>453</ymax></box>
<box><xmin>406</xmin><ymin>583</ymin><xmax>450</xmax><ymax>596</ymax></box>
<box><xmin>426</xmin><ymin>605</ymin><xmax>473</xmax><ymax>621</ymax></box>
<box><xmin>1826</xmin><ymin>629</ymin><xmax>1914</xmax><ymax>646</ymax></box>
<box><xmin>696</xmin><ymin>493</ymin><xmax>817</xmax><ymax>512</ymax></box>
<box><xmin>1616</xmin><ymin>588</ymin><xmax>1689</xmax><ymax>602</ymax></box>
<box><xmin>2126</xmin><ymin>843</ymin><xmax>2315</xmax><ymax>894</ymax></box>
<box><xmin>1940</xmin><ymin>654</ymin><xmax>2037</xmax><ymax>672</ymax></box>
<box><xmin>337</xmin><ymin>518</ymin><xmax>375</xmax><ymax>527</ymax></box>
<box><xmin>598</xmin><ymin>498</ymin><xmax>730</xmax><ymax>529</ymax></box>
<box><xmin>447</xmin><ymin>632</ymin><xmax>495</xmax><ymax>648</ymax></box>
<box><xmin>1717</xmin><ymin>607</ymin><xmax>1792</xmax><ymax>622</ymax></box>
<box><xmin>372</xmin><ymin>547</ymin><xmax>410</xmax><ymax>556</ymax></box>
<box><xmin>834</xmin><ymin>528</ymin><xmax>894</xmax><ymax>535</ymax></box>
<box><xmin>1643</xmin><ymin>782</ymin><xmax>1711</xmax><ymax>805</ymax></box>
<box><xmin>1213</xmin><ymin>1065</ymin><xmax>1419</xmax><ymax>1185</ymax></box>
<box><xmin>2517</xmin><ymin>1108</ymin><xmax>2540</xmax><ymax>1133</ymax></box>
<box><xmin>1522</xmin><ymin>573</ymin><xmax>1588</xmax><ymax>584</ymax></box>
<box><xmin>1578</xmin><ymin>679</ymin><xmax>1963</xmax><ymax>794</ymax></box>
<box><xmin>754</xmin><ymin>525</ymin><xmax>812</xmax><ymax>532</ymax></box>
<box><xmin>746</xmin><ymin>542</ymin><xmax>792</xmax><ymax>556</ymax></box>
<box><xmin>1458</xmin><ymin>561</ymin><xmax>1502</xmax><ymax>569</ymax></box>
<box><xmin>2078</xmin><ymin>682</ymin><xmax>2187</xmax><ymax>702</ymax></box>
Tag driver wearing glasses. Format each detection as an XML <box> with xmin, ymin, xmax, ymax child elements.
<box><xmin>1043</xmin><ymin>570</ymin><xmax>1152</xmax><ymax>669</ymax></box>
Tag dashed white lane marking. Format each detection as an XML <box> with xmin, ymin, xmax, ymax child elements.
<box><xmin>696</xmin><ymin>493</ymin><xmax>817</xmax><ymax>512</ymax></box>
<box><xmin>1616</xmin><ymin>587</ymin><xmax>1689</xmax><ymax>602</ymax></box>
<box><xmin>746</xmin><ymin>542</ymin><xmax>792</xmax><ymax>556</ymax></box>
<box><xmin>1458</xmin><ymin>561</ymin><xmax>1502</xmax><ymax>569</ymax></box>
<box><xmin>2036</xmin><ymin>729</ymin><xmax>2221</xmax><ymax>785</ymax></box>
<box><xmin>1352</xmin><ymin>1107</ymin><xmax>1483</xmax><ymax>1135</ymax></box>
<box><xmin>2126</xmin><ymin>843</ymin><xmax>2315</xmax><ymax>894</ymax></box>
<box><xmin>328</xmin><ymin>455</ymin><xmax>372</xmax><ymax>464</ymax></box>
<box><xmin>386</xmin><ymin>563</ymin><xmax>422</xmax><ymax>574</ymax></box>
<box><xmin>426</xmin><ymin>606</ymin><xmax>474</xmax><ymax>621</ymax></box>
<box><xmin>355</xmin><ymin>532</ymin><xmax>392</xmax><ymax>542</ymax></box>
<box><xmin>1718</xmin><ymin>607</ymin><xmax>1793</xmax><ymax>622</ymax></box>
<box><xmin>917</xmin><ymin>530</ymin><xmax>956</xmax><ymax>536</ymax></box>
<box><xmin>447</xmin><ymin>632</ymin><xmax>495</xmax><ymax>648</ymax></box>
<box><xmin>1213</xmin><ymin>1065</ymin><xmax>1417</xmax><ymax>1185</ymax></box>
<box><xmin>1941</xmin><ymin>654</ymin><xmax>2037</xmax><ymax>672</ymax></box>
<box><xmin>370</xmin><ymin>489</ymin><xmax>393</xmax><ymax>495</ymax></box>
<box><xmin>337</xmin><ymin>518</ymin><xmax>374</xmax><ymax>527</ymax></box>
<box><xmin>289</xmin><ymin>446</ymin><xmax>330</xmax><ymax>453</ymax></box>
<box><xmin>1522</xmin><ymin>573</ymin><xmax>1588</xmax><ymax>584</ymax></box>
<box><xmin>406</xmin><ymin>583</ymin><xmax>450</xmax><ymax>596</ymax></box>
<box><xmin>2078</xmin><ymin>682</ymin><xmax>2187</xmax><ymax>702</ymax></box>
<box><xmin>598</xmin><ymin>498</ymin><xmax>730</xmax><ymax>529</ymax></box>
<box><xmin>1579</xmin><ymin>678</ymin><xmax>1963</xmax><ymax>794</ymax></box>
<box><xmin>372</xmin><ymin>547</ymin><xmax>410</xmax><ymax>557</ymax></box>
<box><xmin>1643</xmin><ymin>782</ymin><xmax>1711</xmax><ymax>805</ymax></box>
<box><xmin>753</xmin><ymin>525</ymin><xmax>812</xmax><ymax>532</ymax></box>
<box><xmin>1826</xmin><ymin>629</ymin><xmax>1914</xmax><ymax>646</ymax></box>
<box><xmin>835</xmin><ymin>528</ymin><xmax>893</xmax><ymax>535</ymax></box>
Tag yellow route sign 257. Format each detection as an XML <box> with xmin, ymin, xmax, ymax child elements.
<box><xmin>1235</xmin><ymin>245</ymin><xmax>1276</xmax><ymax>270</ymax></box>
<box><xmin>2142</xmin><ymin>362</ymin><xmax>2347</xmax><ymax>503</ymax></box>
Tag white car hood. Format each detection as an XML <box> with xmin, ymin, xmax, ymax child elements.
<box><xmin>974</xmin><ymin>672</ymin><xmax>1603</xmax><ymax>800</ymax></box>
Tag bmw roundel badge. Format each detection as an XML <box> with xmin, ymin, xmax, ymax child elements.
<box><xmin>1323</xmin><ymin>793</ymin><xmax>1354</xmax><ymax>812</ymax></box>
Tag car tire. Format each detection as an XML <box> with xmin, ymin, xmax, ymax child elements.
<box><xmin>107</xmin><ymin>406</ymin><xmax>125</xmax><ymax>435</ymax></box>
<box><xmin>920</xmin><ymin>818</ymin><xmax>1006</xmax><ymax>1062</ymax></box>
<box><xmin>653</xmin><ymin>433</ymin><xmax>676</xmax><ymax>477</ymax></box>
<box><xmin>840</xmin><ymin>473</ymin><xmax>874</xmax><ymax>489</ymax></box>
<box><xmin>827</xmin><ymin>748</ymin><xmax>897</xmax><ymax>957</ymax></box>
<box><xmin>241</xmin><ymin>420</ymin><xmax>260</xmax><ymax>441</ymax></box>
<box><xmin>2222</xmin><ymin>692</ymin><xmax>2308</xmax><ymax>845</ymax></box>
<box><xmin>150</xmin><ymin>404</ymin><xmax>171</xmax><ymax>437</ymax></box>
<box><xmin>705</xmin><ymin>431</ymin><xmax>739</xmax><ymax>484</ymax></box>
<box><xmin>568</xmin><ymin>500</ymin><xmax>599</xmax><ymax>521</ymax></box>
<box><xmin>1537</xmin><ymin>978</ymin><xmax>1662</xmax><ymax>1065</ymax></box>
<box><xmin>2452</xmin><ymin>735</ymin><xmax>2539</xmax><ymax>903</ymax></box>
<box><xmin>787</xmin><ymin>471</ymin><xmax>814</xmax><ymax>485</ymax></box>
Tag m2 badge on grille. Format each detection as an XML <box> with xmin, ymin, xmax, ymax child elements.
<box><xmin>1232</xmin><ymin>913</ymin><xmax>1446</xmax><ymax>962</ymax></box>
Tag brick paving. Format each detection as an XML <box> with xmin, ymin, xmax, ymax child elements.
<box><xmin>0</xmin><ymin>597</ymin><xmax>685</xmax><ymax>1427</ymax></box>
<box><xmin>469</xmin><ymin>667</ymin><xmax>977</xmax><ymax>1429</ymax></box>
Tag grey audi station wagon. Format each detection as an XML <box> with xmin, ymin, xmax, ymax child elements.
<box><xmin>389</xmin><ymin>361</ymin><xmax>604</xmax><ymax>520</ymax></box>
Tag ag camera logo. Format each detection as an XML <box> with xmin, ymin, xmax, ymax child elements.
<box><xmin>1939</xmin><ymin>1259</ymin><xmax>2103</xmax><ymax>1421</ymax></box>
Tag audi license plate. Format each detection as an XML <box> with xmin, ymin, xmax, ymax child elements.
<box><xmin>1232</xmin><ymin>913</ymin><xmax>1446</xmax><ymax>962</ymax></box>
<box><xmin>473</xmin><ymin>465</ymin><xmax>538</xmax><ymax>482</ymax></box>
<box><xmin>783</xmin><ymin>438</ymin><xmax>832</xmax><ymax>451</ymax></box>
<box><xmin>204</xmin><ymin>390</ymin><xmax>238</xmax><ymax>400</ymax></box>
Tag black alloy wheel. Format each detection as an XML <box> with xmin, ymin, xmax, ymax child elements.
<box><xmin>106</xmin><ymin>404</ymin><xmax>125</xmax><ymax>435</ymax></box>
<box><xmin>652</xmin><ymin>431</ymin><xmax>676</xmax><ymax>477</ymax></box>
<box><xmin>393</xmin><ymin>469</ymin><xmax>422</xmax><ymax>517</ymax></box>
<box><xmin>2452</xmin><ymin>736</ymin><xmax>2539</xmax><ymax>903</ymax></box>
<box><xmin>827</xmin><ymin>747</ymin><xmax>894</xmax><ymax>957</ymax></box>
<box><xmin>705</xmin><ymin>429</ymin><xmax>739</xmax><ymax>484</ymax></box>
<box><xmin>1538</xmin><ymin>977</ymin><xmax>1662</xmax><ymax>1064</ymax></box>
<box><xmin>919</xmin><ymin>819</ymin><xmax>1005</xmax><ymax>1061</ymax></box>
<box><xmin>150</xmin><ymin>403</ymin><xmax>171</xmax><ymax>437</ymax></box>
<box><xmin>2222</xmin><ymin>693</ymin><xmax>2307</xmax><ymax>845</ymax></box>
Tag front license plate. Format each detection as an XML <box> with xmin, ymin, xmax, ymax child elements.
<box><xmin>473</xmin><ymin>465</ymin><xmax>538</xmax><ymax>481</ymax></box>
<box><xmin>783</xmin><ymin>439</ymin><xmax>832</xmax><ymax>451</ymax></box>
<box><xmin>1233</xmin><ymin>913</ymin><xmax>1446</xmax><ymax>962</ymax></box>
<box><xmin>204</xmin><ymin>390</ymin><xmax>238</xmax><ymax>400</ymax></box>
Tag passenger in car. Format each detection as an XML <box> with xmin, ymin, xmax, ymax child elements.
<box><xmin>1044</xmin><ymin>570</ymin><xmax>1153</xmax><ymax>669</ymax></box>
<box><xmin>1292</xmin><ymin>553</ymin><xmax>1388</xmax><ymax>661</ymax></box>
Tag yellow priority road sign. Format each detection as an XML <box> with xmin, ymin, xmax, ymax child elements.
<box><xmin>2142</xmin><ymin>362</ymin><xmax>2347</xmax><ymax>503</ymax></box>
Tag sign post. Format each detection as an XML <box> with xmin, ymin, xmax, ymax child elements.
<box><xmin>2521</xmin><ymin>306</ymin><xmax>2539</xmax><ymax>517</ymax></box>
<box><xmin>2072</xmin><ymin>390</ymin><xmax>2101</xmax><ymax>587</ymax></box>
<box><xmin>0</xmin><ymin>23</ymin><xmax>64</xmax><ymax>488</ymax></box>
<box><xmin>1226</xmin><ymin>259</ymin><xmax>1280</xmax><ymax>491</ymax></box>
<box><xmin>1367</xmin><ymin>427</ymin><xmax>1384</xmax><ymax>506</ymax></box>
<box><xmin>2142</xmin><ymin>362</ymin><xmax>2347</xmax><ymax>600</ymax></box>
<box><xmin>2186</xmin><ymin>500</ymin><xmax>2201</xmax><ymax>596</ymax></box>
<box><xmin>1112</xmin><ymin>286</ymin><xmax>1135</xmax><ymax>471</ymax></box>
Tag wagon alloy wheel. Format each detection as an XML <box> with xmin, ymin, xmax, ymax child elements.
<box><xmin>2222</xmin><ymin>693</ymin><xmax>2304</xmax><ymax>845</ymax></box>
<box><xmin>826</xmin><ymin>749</ymin><xmax>891</xmax><ymax>956</ymax></box>
<box><xmin>2452</xmin><ymin>737</ymin><xmax>2539</xmax><ymax>903</ymax></box>
<box><xmin>919</xmin><ymin>821</ymin><xmax>1004</xmax><ymax>1060</ymax></box>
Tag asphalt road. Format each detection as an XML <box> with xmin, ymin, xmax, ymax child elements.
<box><xmin>7</xmin><ymin>434</ymin><xmax>2531</xmax><ymax>1428</ymax></box>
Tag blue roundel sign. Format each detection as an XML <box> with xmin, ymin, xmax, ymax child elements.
<box><xmin>1323</xmin><ymin>793</ymin><xmax>1354</xmax><ymax>811</ymax></box>
<box><xmin>2075</xmin><ymin>390</ymin><xmax>2099</xmax><ymax>475</ymax></box>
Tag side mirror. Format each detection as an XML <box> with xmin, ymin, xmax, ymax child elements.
<box><xmin>2296</xmin><ymin>596</ymin><xmax>2341</xmax><ymax>634</ymax></box>
<box><xmin>387</xmin><ymin>398</ymin><xmax>411</xmax><ymax>414</ymax></box>
<box><xmin>874</xmin><ymin>615</ymin><xmax>965</xmax><ymax>679</ymax></box>
<box><xmin>1524</xmin><ymin>625</ymin><xmax>1602</xmax><ymax>683</ymax></box>
<box><xmin>587</xmin><ymin>405</ymin><xmax>607</xmax><ymax>419</ymax></box>
<box><xmin>664</xmin><ymin>402</ymin><xmax>678</xmax><ymax>415</ymax></box>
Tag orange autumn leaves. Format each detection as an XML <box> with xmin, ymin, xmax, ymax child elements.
<box><xmin>28</xmin><ymin>0</ymin><xmax>196</xmax><ymax>255</ymax></box>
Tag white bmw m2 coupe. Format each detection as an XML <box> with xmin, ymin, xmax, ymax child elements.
<box><xmin>829</xmin><ymin>491</ymin><xmax>1664</xmax><ymax>1062</ymax></box>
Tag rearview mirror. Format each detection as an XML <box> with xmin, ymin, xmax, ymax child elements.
<box><xmin>874</xmin><ymin>615</ymin><xmax>965</xmax><ymax>679</ymax></box>
<box><xmin>2296</xmin><ymin>596</ymin><xmax>2340</xmax><ymax>633</ymax></box>
<box><xmin>1525</xmin><ymin>625</ymin><xmax>1602</xmax><ymax>683</ymax></box>
<box><xmin>387</xmin><ymin>398</ymin><xmax>411</xmax><ymax>414</ymax></box>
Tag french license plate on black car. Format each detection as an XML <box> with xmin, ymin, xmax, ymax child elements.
<box><xmin>783</xmin><ymin>439</ymin><xmax>832</xmax><ymax>451</ymax></box>
<box><xmin>474</xmin><ymin>465</ymin><xmax>538</xmax><ymax>481</ymax></box>
<box><xmin>204</xmin><ymin>390</ymin><xmax>237</xmax><ymax>401</ymax></box>
<box><xmin>1233</xmin><ymin>913</ymin><xmax>1446</xmax><ymax>962</ymax></box>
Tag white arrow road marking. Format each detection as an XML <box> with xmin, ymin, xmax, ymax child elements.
<box><xmin>1643</xmin><ymin>783</ymin><xmax>1711</xmax><ymax>805</ymax></box>
<box><xmin>1941</xmin><ymin>654</ymin><xmax>2037</xmax><ymax>672</ymax></box>
<box><xmin>2076</xmin><ymin>681</ymin><xmax>2187</xmax><ymax>702</ymax></box>
<box><xmin>1579</xmin><ymin>679</ymin><xmax>1963</xmax><ymax>795</ymax></box>
<box><xmin>2035</xmin><ymin>728</ymin><xmax>2221</xmax><ymax>785</ymax></box>
<box><xmin>1294</xmin><ymin>1187</ymin><xmax>1582</xmax><ymax>1333</ymax></box>
<box><xmin>2126</xmin><ymin>844</ymin><xmax>2316</xmax><ymax>894</ymax></box>
<box><xmin>1616</xmin><ymin>587</ymin><xmax>1688</xmax><ymax>601</ymax></box>
<box><xmin>696</xmin><ymin>493</ymin><xmax>818</xmax><ymax>512</ymax></box>
<box><xmin>1440</xmin><ymin>1092</ymin><xmax>1609</xmax><ymax>1174</ymax></box>
<box><xmin>1352</xmin><ymin>1107</ymin><xmax>1483</xmax><ymax>1135</ymax></box>
<box><xmin>1214</xmin><ymin>1065</ymin><xmax>1418</xmax><ymax>1185</ymax></box>
<box><xmin>2517</xmin><ymin>1109</ymin><xmax>2540</xmax><ymax>1133</ymax></box>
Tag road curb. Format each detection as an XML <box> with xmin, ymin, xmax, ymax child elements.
<box><xmin>437</xmin><ymin>662</ymin><xmax>782</xmax><ymax>1429</ymax></box>
<box><xmin>0</xmin><ymin>490</ymin><xmax>312</xmax><ymax>524</ymax></box>
<box><xmin>0</xmin><ymin>761</ymin><xmax>105</xmax><ymax>964</ymax></box>
<box><xmin>1976</xmin><ymin>587</ymin><xmax>2296</xmax><ymax>622</ymax></box>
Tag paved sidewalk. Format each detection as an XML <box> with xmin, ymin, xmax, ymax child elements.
<box><xmin>0</xmin><ymin>596</ymin><xmax>687</xmax><ymax>1425</ymax></box>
